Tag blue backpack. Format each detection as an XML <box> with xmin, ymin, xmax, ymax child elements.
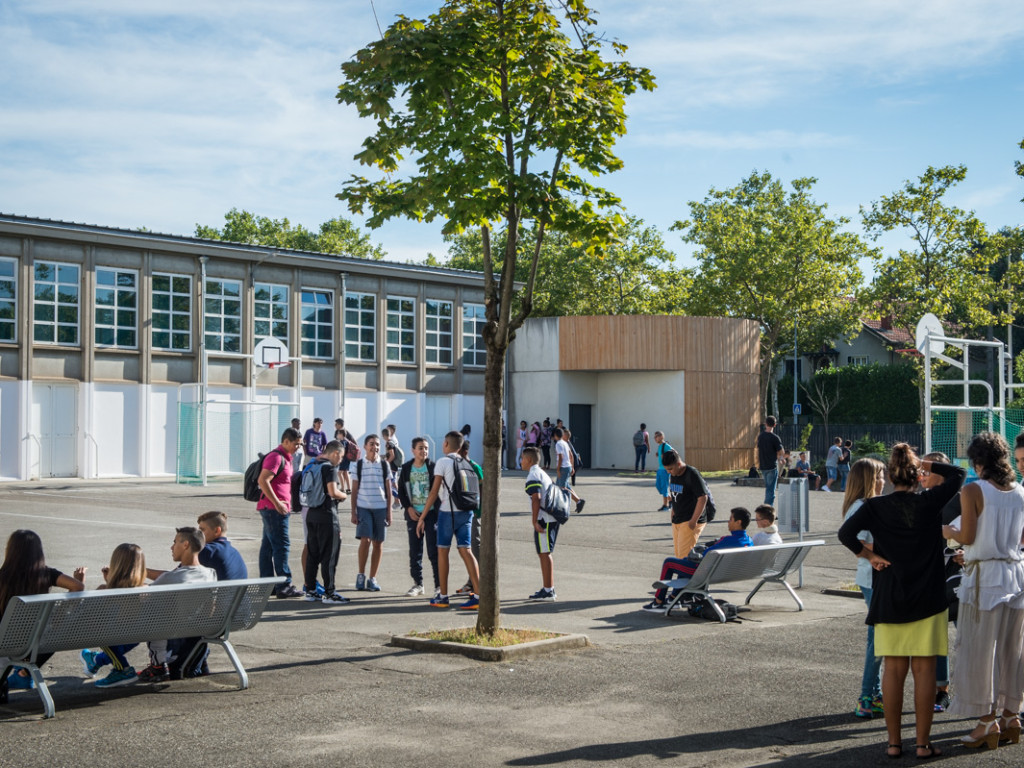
<box><xmin>299</xmin><ymin>460</ymin><xmax>328</xmax><ymax>509</ymax></box>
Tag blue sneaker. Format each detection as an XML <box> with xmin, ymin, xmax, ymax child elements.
<box><xmin>367</xmin><ymin>577</ymin><xmax>381</xmax><ymax>592</ymax></box>
<box><xmin>81</xmin><ymin>648</ymin><xmax>102</xmax><ymax>677</ymax></box>
<box><xmin>458</xmin><ymin>594</ymin><xmax>480</xmax><ymax>611</ymax></box>
<box><xmin>429</xmin><ymin>594</ymin><xmax>450</xmax><ymax>608</ymax></box>
<box><xmin>315</xmin><ymin>581</ymin><xmax>325</xmax><ymax>596</ymax></box>
<box><xmin>355</xmin><ymin>573</ymin><xmax>366</xmax><ymax>591</ymax></box>
<box><xmin>7</xmin><ymin>671</ymin><xmax>34</xmax><ymax>690</ymax></box>
<box><xmin>94</xmin><ymin>667</ymin><xmax>137</xmax><ymax>688</ymax></box>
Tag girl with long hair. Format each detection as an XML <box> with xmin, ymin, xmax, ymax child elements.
<box><xmin>0</xmin><ymin>530</ymin><xmax>85</xmax><ymax>698</ymax></box>
<box><xmin>841</xmin><ymin>457</ymin><xmax>886</xmax><ymax>719</ymax></box>
<box><xmin>947</xmin><ymin>432</ymin><xmax>1024</xmax><ymax>749</ymax></box>
<box><xmin>838</xmin><ymin>444</ymin><xmax>964</xmax><ymax>759</ymax></box>
<box><xmin>81</xmin><ymin>543</ymin><xmax>148</xmax><ymax>688</ymax></box>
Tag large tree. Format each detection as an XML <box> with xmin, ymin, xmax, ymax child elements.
<box><xmin>337</xmin><ymin>0</ymin><xmax>653</xmax><ymax>634</ymax></box>
<box><xmin>861</xmin><ymin>165</ymin><xmax>1006</xmax><ymax>336</ymax></box>
<box><xmin>196</xmin><ymin>208</ymin><xmax>386</xmax><ymax>260</ymax></box>
<box><xmin>438</xmin><ymin>217</ymin><xmax>689</xmax><ymax>316</ymax></box>
<box><xmin>673</xmin><ymin>171</ymin><xmax>871</xmax><ymax>418</ymax></box>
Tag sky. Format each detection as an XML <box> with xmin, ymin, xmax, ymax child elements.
<box><xmin>2</xmin><ymin>0</ymin><xmax>1023</xmax><ymax>269</ymax></box>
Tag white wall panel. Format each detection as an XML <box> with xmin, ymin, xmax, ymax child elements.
<box><xmin>0</xmin><ymin>381</ymin><xmax>21</xmax><ymax>479</ymax></box>
<box><xmin>93</xmin><ymin>384</ymin><xmax>140</xmax><ymax>477</ymax></box>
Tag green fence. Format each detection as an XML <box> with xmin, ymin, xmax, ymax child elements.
<box><xmin>930</xmin><ymin>409</ymin><xmax>1024</xmax><ymax>471</ymax></box>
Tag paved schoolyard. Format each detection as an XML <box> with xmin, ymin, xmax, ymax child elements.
<box><xmin>0</xmin><ymin>471</ymin><xmax>1011</xmax><ymax>767</ymax></box>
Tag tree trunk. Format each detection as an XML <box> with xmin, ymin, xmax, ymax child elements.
<box><xmin>476</xmin><ymin>343</ymin><xmax>506</xmax><ymax>635</ymax></box>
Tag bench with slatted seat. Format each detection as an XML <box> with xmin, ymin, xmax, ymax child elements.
<box><xmin>0</xmin><ymin>576</ymin><xmax>281</xmax><ymax>718</ymax></box>
<box><xmin>654</xmin><ymin>540</ymin><xmax>826</xmax><ymax>622</ymax></box>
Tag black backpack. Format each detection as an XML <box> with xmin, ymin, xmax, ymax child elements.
<box><xmin>243</xmin><ymin>448</ymin><xmax>287</xmax><ymax>503</ymax></box>
<box><xmin>440</xmin><ymin>456</ymin><xmax>480</xmax><ymax>512</ymax></box>
<box><xmin>299</xmin><ymin>460</ymin><xmax>329</xmax><ymax>510</ymax></box>
<box><xmin>541</xmin><ymin>483</ymin><xmax>571</xmax><ymax>524</ymax></box>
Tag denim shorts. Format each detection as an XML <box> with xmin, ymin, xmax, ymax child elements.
<box><xmin>436</xmin><ymin>508</ymin><xmax>473</xmax><ymax>549</ymax></box>
<box><xmin>556</xmin><ymin>466</ymin><xmax>572</xmax><ymax>490</ymax></box>
<box><xmin>355</xmin><ymin>506</ymin><xmax>388</xmax><ymax>541</ymax></box>
<box><xmin>826</xmin><ymin>467</ymin><xmax>838</xmax><ymax>480</ymax></box>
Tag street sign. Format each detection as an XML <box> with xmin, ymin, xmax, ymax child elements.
<box><xmin>792</xmin><ymin>403</ymin><xmax>802</xmax><ymax>416</ymax></box>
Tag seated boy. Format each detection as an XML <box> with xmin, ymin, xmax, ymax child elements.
<box><xmin>793</xmin><ymin>452</ymin><xmax>820</xmax><ymax>490</ymax></box>
<box><xmin>641</xmin><ymin>507</ymin><xmax>753</xmax><ymax>613</ymax></box>
<box><xmin>197</xmin><ymin>511</ymin><xmax>248</xmax><ymax>581</ymax></box>
<box><xmin>751</xmin><ymin>504</ymin><xmax>783</xmax><ymax>546</ymax></box>
<box><xmin>139</xmin><ymin>527</ymin><xmax>216</xmax><ymax>682</ymax></box>
<box><xmin>522</xmin><ymin>446</ymin><xmax>558</xmax><ymax>601</ymax></box>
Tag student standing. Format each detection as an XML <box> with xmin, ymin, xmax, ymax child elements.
<box><xmin>662</xmin><ymin>449</ymin><xmax>715</xmax><ymax>558</ymax></box>
<box><xmin>350</xmin><ymin>434</ymin><xmax>391</xmax><ymax>592</ymax></box>
<box><xmin>756</xmin><ymin>417</ymin><xmax>785</xmax><ymax>504</ymax></box>
<box><xmin>257</xmin><ymin>427</ymin><xmax>303</xmax><ymax>598</ymax></box>
<box><xmin>653</xmin><ymin>431</ymin><xmax>673</xmax><ymax>511</ymax></box>
<box><xmin>397</xmin><ymin>437</ymin><xmax>440</xmax><ymax>598</ymax></box>
<box><xmin>633</xmin><ymin>423</ymin><xmax>650</xmax><ymax>472</ymax></box>
<box><xmin>302</xmin><ymin>441</ymin><xmax>349</xmax><ymax>605</ymax></box>
<box><xmin>303</xmin><ymin>418</ymin><xmax>328</xmax><ymax>467</ymax></box>
<box><xmin>522</xmin><ymin>447</ymin><xmax>558</xmax><ymax>601</ymax></box>
<box><xmin>554</xmin><ymin>428</ymin><xmax>585</xmax><ymax>513</ymax></box>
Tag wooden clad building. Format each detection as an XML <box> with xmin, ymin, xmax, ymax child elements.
<box><xmin>508</xmin><ymin>315</ymin><xmax>761</xmax><ymax>471</ymax></box>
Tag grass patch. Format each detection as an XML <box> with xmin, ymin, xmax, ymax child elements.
<box><xmin>409</xmin><ymin>627</ymin><xmax>561</xmax><ymax>647</ymax></box>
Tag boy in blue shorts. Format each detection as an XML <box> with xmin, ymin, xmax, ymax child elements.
<box><xmin>416</xmin><ymin>431</ymin><xmax>479</xmax><ymax>610</ymax></box>
<box><xmin>522</xmin><ymin>446</ymin><xmax>558</xmax><ymax>601</ymax></box>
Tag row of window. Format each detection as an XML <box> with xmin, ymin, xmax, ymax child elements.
<box><xmin>0</xmin><ymin>259</ymin><xmax>487</xmax><ymax>366</ymax></box>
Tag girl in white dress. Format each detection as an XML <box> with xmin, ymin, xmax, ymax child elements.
<box><xmin>947</xmin><ymin>431</ymin><xmax>1024</xmax><ymax>749</ymax></box>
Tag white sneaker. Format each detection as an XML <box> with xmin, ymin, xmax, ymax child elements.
<box><xmin>822</xmin><ymin>486</ymin><xmax>831</xmax><ymax>492</ymax></box>
<box><xmin>406</xmin><ymin>584</ymin><xmax>424</xmax><ymax>597</ymax></box>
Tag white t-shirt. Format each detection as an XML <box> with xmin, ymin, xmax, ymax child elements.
<box><xmin>843</xmin><ymin>499</ymin><xmax>874</xmax><ymax>590</ymax></box>
<box><xmin>434</xmin><ymin>454</ymin><xmax>462</xmax><ymax>513</ymax></box>
<box><xmin>152</xmin><ymin>564</ymin><xmax>217</xmax><ymax>585</ymax></box>
<box><xmin>525</xmin><ymin>464</ymin><xmax>555</xmax><ymax>524</ymax></box>
<box><xmin>555</xmin><ymin>440</ymin><xmax>573</xmax><ymax>470</ymax></box>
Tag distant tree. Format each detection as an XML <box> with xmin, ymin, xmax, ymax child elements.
<box><xmin>861</xmin><ymin>165</ymin><xmax>1007</xmax><ymax>336</ymax></box>
<box><xmin>674</xmin><ymin>171</ymin><xmax>871</xmax><ymax>418</ymax></box>
<box><xmin>337</xmin><ymin>0</ymin><xmax>654</xmax><ymax>635</ymax></box>
<box><xmin>196</xmin><ymin>208</ymin><xmax>386</xmax><ymax>260</ymax></box>
<box><xmin>441</xmin><ymin>217</ymin><xmax>690</xmax><ymax>316</ymax></box>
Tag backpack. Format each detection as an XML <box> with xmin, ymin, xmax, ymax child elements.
<box><xmin>345</xmin><ymin>440</ymin><xmax>361</xmax><ymax>462</ymax></box>
<box><xmin>688</xmin><ymin>597</ymin><xmax>740</xmax><ymax>622</ymax></box>
<box><xmin>388</xmin><ymin>439</ymin><xmax>405</xmax><ymax>472</ymax></box>
<box><xmin>440</xmin><ymin>456</ymin><xmax>480</xmax><ymax>512</ymax></box>
<box><xmin>243</xmin><ymin>449</ymin><xmax>286</xmax><ymax>502</ymax></box>
<box><xmin>632</xmin><ymin>430</ymin><xmax>644</xmax><ymax>447</ymax></box>
<box><xmin>299</xmin><ymin>460</ymin><xmax>329</xmax><ymax>510</ymax></box>
<box><xmin>540</xmin><ymin>482</ymin><xmax>571</xmax><ymax>525</ymax></box>
<box><xmin>355</xmin><ymin>457</ymin><xmax>391</xmax><ymax>486</ymax></box>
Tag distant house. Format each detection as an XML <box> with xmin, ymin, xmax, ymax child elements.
<box><xmin>782</xmin><ymin>317</ymin><xmax>916</xmax><ymax>382</ymax></box>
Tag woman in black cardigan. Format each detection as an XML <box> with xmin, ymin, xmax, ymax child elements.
<box><xmin>838</xmin><ymin>443</ymin><xmax>965</xmax><ymax>759</ymax></box>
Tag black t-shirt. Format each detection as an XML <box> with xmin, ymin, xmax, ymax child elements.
<box><xmin>838</xmin><ymin>447</ymin><xmax>851</xmax><ymax>467</ymax></box>
<box><xmin>669</xmin><ymin>465</ymin><xmax>715</xmax><ymax>525</ymax></box>
<box><xmin>307</xmin><ymin>462</ymin><xmax>341</xmax><ymax>522</ymax></box>
<box><xmin>756</xmin><ymin>430</ymin><xmax>784</xmax><ymax>470</ymax></box>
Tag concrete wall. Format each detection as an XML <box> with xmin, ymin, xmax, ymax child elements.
<box><xmin>595</xmin><ymin>371</ymin><xmax>685</xmax><ymax>469</ymax></box>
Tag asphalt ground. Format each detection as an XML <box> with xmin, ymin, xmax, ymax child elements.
<box><xmin>0</xmin><ymin>470</ymin><xmax>1017</xmax><ymax>767</ymax></box>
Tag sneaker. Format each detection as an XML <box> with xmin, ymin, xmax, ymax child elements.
<box><xmin>641</xmin><ymin>600</ymin><xmax>668</xmax><ymax>613</ymax></box>
<box><xmin>433</xmin><ymin>588</ymin><xmax>442</xmax><ymax>600</ymax></box>
<box><xmin>871</xmin><ymin>695</ymin><xmax>884</xmax><ymax>715</ymax></box>
<box><xmin>429</xmin><ymin>594</ymin><xmax>450</xmax><ymax>608</ymax></box>
<box><xmin>406</xmin><ymin>584</ymin><xmax>424</xmax><ymax>597</ymax></box>
<box><xmin>367</xmin><ymin>577</ymin><xmax>381</xmax><ymax>592</ymax></box>
<box><xmin>94</xmin><ymin>667</ymin><xmax>137</xmax><ymax>688</ymax></box>
<box><xmin>315</xmin><ymin>581</ymin><xmax>325</xmax><ymax>596</ymax></box>
<box><xmin>276</xmin><ymin>583</ymin><xmax>304</xmax><ymax>599</ymax></box>
<box><xmin>529</xmin><ymin>588</ymin><xmax>556</xmax><ymax>602</ymax></box>
<box><xmin>137</xmin><ymin>663</ymin><xmax>170</xmax><ymax>683</ymax></box>
<box><xmin>854</xmin><ymin>696</ymin><xmax>876</xmax><ymax>719</ymax></box>
<box><xmin>322</xmin><ymin>592</ymin><xmax>351</xmax><ymax>605</ymax></box>
<box><xmin>458</xmin><ymin>594</ymin><xmax>480</xmax><ymax>611</ymax></box>
<box><xmin>303</xmin><ymin>588</ymin><xmax>321</xmax><ymax>602</ymax></box>
<box><xmin>657</xmin><ymin>505</ymin><xmax>670</xmax><ymax>512</ymax></box>
<box><xmin>934</xmin><ymin>690</ymin><xmax>950</xmax><ymax>712</ymax></box>
<box><xmin>7</xmin><ymin>671</ymin><xmax>34</xmax><ymax>690</ymax></box>
<box><xmin>355</xmin><ymin>573</ymin><xmax>366</xmax><ymax>591</ymax></box>
<box><xmin>821</xmin><ymin>486</ymin><xmax>831</xmax><ymax>492</ymax></box>
<box><xmin>455</xmin><ymin>583</ymin><xmax>474</xmax><ymax>595</ymax></box>
<box><xmin>575</xmin><ymin>499</ymin><xmax>586</xmax><ymax>514</ymax></box>
<box><xmin>81</xmin><ymin>648</ymin><xmax>102</xmax><ymax>677</ymax></box>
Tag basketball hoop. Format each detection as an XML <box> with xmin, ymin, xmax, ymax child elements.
<box><xmin>266</xmin><ymin>360</ymin><xmax>291</xmax><ymax>370</ymax></box>
<box><xmin>254</xmin><ymin>337</ymin><xmax>290</xmax><ymax>368</ymax></box>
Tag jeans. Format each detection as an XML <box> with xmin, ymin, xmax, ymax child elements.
<box><xmin>935</xmin><ymin>654</ymin><xmax>949</xmax><ymax>687</ymax></box>
<box><xmin>635</xmin><ymin>445</ymin><xmax>648</xmax><ymax>471</ymax></box>
<box><xmin>258</xmin><ymin>507</ymin><xmax>293</xmax><ymax>585</ymax></box>
<box><xmin>860</xmin><ymin>587</ymin><xmax>882</xmax><ymax>699</ymax></box>
<box><xmin>838</xmin><ymin>464</ymin><xmax>850</xmax><ymax>491</ymax></box>
<box><xmin>762</xmin><ymin>468</ymin><xmax>779</xmax><ymax>505</ymax></box>
<box><xmin>406</xmin><ymin>509</ymin><xmax>439</xmax><ymax>588</ymax></box>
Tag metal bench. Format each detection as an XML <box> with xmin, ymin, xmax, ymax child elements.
<box><xmin>654</xmin><ymin>540</ymin><xmax>825</xmax><ymax>622</ymax></box>
<box><xmin>0</xmin><ymin>576</ymin><xmax>281</xmax><ymax>718</ymax></box>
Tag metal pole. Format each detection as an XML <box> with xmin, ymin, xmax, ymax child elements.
<box><xmin>793</xmin><ymin>322</ymin><xmax>798</xmax><ymax>427</ymax></box>
<box><xmin>199</xmin><ymin>255</ymin><xmax>209</xmax><ymax>487</ymax></box>
<box><xmin>924</xmin><ymin>342</ymin><xmax>932</xmax><ymax>455</ymax></box>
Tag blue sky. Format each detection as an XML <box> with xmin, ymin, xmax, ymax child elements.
<box><xmin>2</xmin><ymin>0</ymin><xmax>1022</xmax><ymax>268</ymax></box>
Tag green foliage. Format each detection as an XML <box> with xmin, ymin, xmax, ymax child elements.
<box><xmin>674</xmin><ymin>171</ymin><xmax>872</xmax><ymax>416</ymax></box>
<box><xmin>799</xmin><ymin>422</ymin><xmax>814</xmax><ymax>451</ymax></box>
<box><xmin>852</xmin><ymin>434</ymin><xmax>886</xmax><ymax>459</ymax></box>
<box><xmin>196</xmin><ymin>208</ymin><xmax>386</xmax><ymax>260</ymax></box>
<box><xmin>778</xmin><ymin>363</ymin><xmax>919</xmax><ymax>424</ymax></box>
<box><xmin>861</xmin><ymin>165</ymin><xmax>1006</xmax><ymax>337</ymax></box>
<box><xmin>441</xmin><ymin>217</ymin><xmax>690</xmax><ymax>316</ymax></box>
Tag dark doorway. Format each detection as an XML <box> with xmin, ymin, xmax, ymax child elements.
<box><xmin>568</xmin><ymin>404</ymin><xmax>592</xmax><ymax>468</ymax></box>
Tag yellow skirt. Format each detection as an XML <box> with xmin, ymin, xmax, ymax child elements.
<box><xmin>875</xmin><ymin>610</ymin><xmax>948</xmax><ymax>656</ymax></box>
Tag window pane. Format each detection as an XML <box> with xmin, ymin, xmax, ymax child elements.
<box><xmin>172</xmin><ymin>314</ymin><xmax>190</xmax><ymax>331</ymax></box>
<box><xmin>117</xmin><ymin>290</ymin><xmax>136</xmax><ymax>307</ymax></box>
<box><xmin>57</xmin><ymin>265</ymin><xmax>79</xmax><ymax>283</ymax></box>
<box><xmin>35</xmin><ymin>284</ymin><xmax>54</xmax><ymax>302</ymax></box>
<box><xmin>153</xmin><ymin>331</ymin><xmax>170</xmax><ymax>348</ymax></box>
<box><xmin>153</xmin><ymin>274</ymin><xmax>170</xmax><ymax>292</ymax></box>
<box><xmin>34</xmin><ymin>324</ymin><xmax>54</xmax><ymax>342</ymax></box>
<box><xmin>172</xmin><ymin>334</ymin><xmax>190</xmax><ymax>350</ymax></box>
<box><xmin>153</xmin><ymin>314</ymin><xmax>170</xmax><ymax>331</ymax></box>
<box><xmin>96</xmin><ymin>269</ymin><xmax>115</xmax><ymax>286</ymax></box>
<box><xmin>96</xmin><ymin>288</ymin><xmax>115</xmax><ymax>306</ymax></box>
<box><xmin>172</xmin><ymin>295</ymin><xmax>190</xmax><ymax>313</ymax></box>
<box><xmin>95</xmin><ymin>308</ymin><xmax>114</xmax><ymax>325</ymax></box>
<box><xmin>117</xmin><ymin>329</ymin><xmax>135</xmax><ymax>347</ymax></box>
<box><xmin>117</xmin><ymin>310</ymin><xmax>135</xmax><ymax>327</ymax></box>
<box><xmin>172</xmin><ymin>276</ymin><xmax>190</xmax><ymax>293</ymax></box>
<box><xmin>95</xmin><ymin>327</ymin><xmax>115</xmax><ymax>345</ymax></box>
<box><xmin>153</xmin><ymin>293</ymin><xmax>170</xmax><ymax>311</ymax></box>
<box><xmin>57</xmin><ymin>306</ymin><xmax>77</xmax><ymax>323</ymax></box>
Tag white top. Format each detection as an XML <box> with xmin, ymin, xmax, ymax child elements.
<box><xmin>152</xmin><ymin>564</ymin><xmax>217</xmax><ymax>585</ymax></box>
<box><xmin>555</xmin><ymin>440</ymin><xmax>573</xmax><ymax>470</ymax></box>
<box><xmin>434</xmin><ymin>454</ymin><xmax>461</xmax><ymax>513</ymax></box>
<box><xmin>356</xmin><ymin>457</ymin><xmax>389</xmax><ymax>510</ymax></box>
<box><xmin>751</xmin><ymin>527</ymin><xmax>783</xmax><ymax>546</ymax></box>
<box><xmin>958</xmin><ymin>479</ymin><xmax>1024</xmax><ymax>611</ymax></box>
<box><xmin>843</xmin><ymin>499</ymin><xmax>875</xmax><ymax>590</ymax></box>
<box><xmin>526</xmin><ymin>464</ymin><xmax>555</xmax><ymax>524</ymax></box>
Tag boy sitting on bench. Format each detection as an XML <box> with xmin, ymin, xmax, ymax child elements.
<box><xmin>641</xmin><ymin>507</ymin><xmax>753</xmax><ymax>613</ymax></box>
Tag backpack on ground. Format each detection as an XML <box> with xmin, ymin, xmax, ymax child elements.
<box><xmin>243</xmin><ymin>449</ymin><xmax>286</xmax><ymax>502</ymax></box>
<box><xmin>540</xmin><ymin>482</ymin><xmax>571</xmax><ymax>525</ymax></box>
<box><xmin>688</xmin><ymin>597</ymin><xmax>740</xmax><ymax>622</ymax></box>
<box><xmin>299</xmin><ymin>460</ymin><xmax>329</xmax><ymax>510</ymax></box>
<box><xmin>441</xmin><ymin>456</ymin><xmax>480</xmax><ymax>512</ymax></box>
<box><xmin>632</xmin><ymin>430</ymin><xmax>644</xmax><ymax>447</ymax></box>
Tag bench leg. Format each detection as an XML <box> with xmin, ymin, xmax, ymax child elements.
<box><xmin>204</xmin><ymin>639</ymin><xmax>249</xmax><ymax>690</ymax></box>
<box><xmin>8</xmin><ymin>663</ymin><xmax>55</xmax><ymax>718</ymax></box>
<box><xmin>745</xmin><ymin>579</ymin><xmax>767</xmax><ymax>606</ymax></box>
<box><xmin>780</xmin><ymin>578</ymin><xmax>805</xmax><ymax>611</ymax></box>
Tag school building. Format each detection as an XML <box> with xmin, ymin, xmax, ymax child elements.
<box><xmin>0</xmin><ymin>214</ymin><xmax>490</xmax><ymax>481</ymax></box>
